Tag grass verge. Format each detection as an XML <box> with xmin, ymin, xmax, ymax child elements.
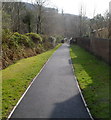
<box><xmin>70</xmin><ymin>45</ymin><xmax>110</xmax><ymax>118</ymax></box>
<box><xmin>1</xmin><ymin>44</ymin><xmax>61</xmax><ymax>119</ymax></box>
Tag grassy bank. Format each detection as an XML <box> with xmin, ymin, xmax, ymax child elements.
<box><xmin>70</xmin><ymin>45</ymin><xmax>110</xmax><ymax>118</ymax></box>
<box><xmin>2</xmin><ymin>44</ymin><xmax>61</xmax><ymax>118</ymax></box>
<box><xmin>2</xmin><ymin>31</ymin><xmax>56</xmax><ymax>69</ymax></box>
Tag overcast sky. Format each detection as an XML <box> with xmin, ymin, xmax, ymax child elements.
<box><xmin>22</xmin><ymin>0</ymin><xmax>110</xmax><ymax>18</ymax></box>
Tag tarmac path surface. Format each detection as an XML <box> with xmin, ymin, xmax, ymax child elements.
<box><xmin>10</xmin><ymin>43</ymin><xmax>91</xmax><ymax>118</ymax></box>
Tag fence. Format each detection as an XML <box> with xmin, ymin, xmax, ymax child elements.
<box><xmin>74</xmin><ymin>37</ymin><xmax>110</xmax><ymax>64</ymax></box>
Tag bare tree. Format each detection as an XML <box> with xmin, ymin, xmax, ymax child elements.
<box><xmin>79</xmin><ymin>4</ymin><xmax>88</xmax><ymax>37</ymax></box>
<box><xmin>32</xmin><ymin>0</ymin><xmax>49</xmax><ymax>34</ymax></box>
<box><xmin>2</xmin><ymin>1</ymin><xmax>26</xmax><ymax>33</ymax></box>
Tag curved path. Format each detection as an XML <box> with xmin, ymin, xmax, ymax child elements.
<box><xmin>10</xmin><ymin>43</ymin><xmax>91</xmax><ymax>118</ymax></box>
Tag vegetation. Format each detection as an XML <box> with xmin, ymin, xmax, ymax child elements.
<box><xmin>2</xmin><ymin>2</ymin><xmax>67</xmax><ymax>36</ymax></box>
<box><xmin>1</xmin><ymin>1</ymin><xmax>110</xmax><ymax>119</ymax></box>
<box><xmin>70</xmin><ymin>45</ymin><xmax>110</xmax><ymax>118</ymax></box>
<box><xmin>2</xmin><ymin>29</ymin><xmax>57</xmax><ymax>69</ymax></box>
<box><xmin>2</xmin><ymin>44</ymin><xmax>61</xmax><ymax>118</ymax></box>
<box><xmin>10</xmin><ymin>32</ymin><xmax>34</xmax><ymax>47</ymax></box>
<box><xmin>2</xmin><ymin>2</ymin><xmax>66</xmax><ymax>69</ymax></box>
<box><xmin>54</xmin><ymin>35</ymin><xmax>64</xmax><ymax>43</ymax></box>
<box><xmin>25</xmin><ymin>33</ymin><xmax>42</xmax><ymax>43</ymax></box>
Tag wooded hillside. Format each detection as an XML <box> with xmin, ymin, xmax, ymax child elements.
<box><xmin>1</xmin><ymin>2</ymin><xmax>110</xmax><ymax>69</ymax></box>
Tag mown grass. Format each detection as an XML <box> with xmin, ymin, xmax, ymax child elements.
<box><xmin>1</xmin><ymin>44</ymin><xmax>61</xmax><ymax>119</ymax></box>
<box><xmin>70</xmin><ymin>45</ymin><xmax>110</xmax><ymax>119</ymax></box>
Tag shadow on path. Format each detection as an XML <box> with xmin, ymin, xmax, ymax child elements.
<box><xmin>50</xmin><ymin>94</ymin><xmax>91</xmax><ymax>119</ymax></box>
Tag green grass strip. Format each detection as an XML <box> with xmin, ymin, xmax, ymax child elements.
<box><xmin>70</xmin><ymin>45</ymin><xmax>110</xmax><ymax>118</ymax></box>
<box><xmin>1</xmin><ymin>44</ymin><xmax>61</xmax><ymax>118</ymax></box>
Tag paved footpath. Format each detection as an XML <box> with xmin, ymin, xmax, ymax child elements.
<box><xmin>10</xmin><ymin>43</ymin><xmax>91</xmax><ymax>118</ymax></box>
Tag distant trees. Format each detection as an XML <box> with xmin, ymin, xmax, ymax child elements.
<box><xmin>108</xmin><ymin>11</ymin><xmax>111</xmax><ymax>38</ymax></box>
<box><xmin>79</xmin><ymin>5</ymin><xmax>83</xmax><ymax>37</ymax></box>
<box><xmin>23</xmin><ymin>11</ymin><xmax>32</xmax><ymax>33</ymax></box>
<box><xmin>3</xmin><ymin>1</ymin><xmax>98</xmax><ymax>39</ymax></box>
<box><xmin>77</xmin><ymin>3</ymin><xmax>109</xmax><ymax>38</ymax></box>
<box><xmin>77</xmin><ymin>5</ymin><xmax>90</xmax><ymax>37</ymax></box>
<box><xmin>32</xmin><ymin>0</ymin><xmax>48</xmax><ymax>34</ymax></box>
<box><xmin>89</xmin><ymin>13</ymin><xmax>109</xmax><ymax>38</ymax></box>
<box><xmin>90</xmin><ymin>14</ymin><xmax>105</xmax><ymax>30</ymax></box>
<box><xmin>2</xmin><ymin>1</ymin><xmax>110</xmax><ymax>39</ymax></box>
<box><xmin>2</xmin><ymin>2</ymin><xmax>26</xmax><ymax>33</ymax></box>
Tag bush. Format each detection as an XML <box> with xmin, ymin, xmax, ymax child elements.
<box><xmin>25</xmin><ymin>33</ymin><xmax>42</xmax><ymax>43</ymax></box>
<box><xmin>10</xmin><ymin>32</ymin><xmax>34</xmax><ymax>47</ymax></box>
<box><xmin>2</xmin><ymin>29</ymin><xmax>13</xmax><ymax>44</ymax></box>
<box><xmin>2</xmin><ymin>31</ymin><xmax>55</xmax><ymax>69</ymax></box>
<box><xmin>54</xmin><ymin>35</ymin><xmax>64</xmax><ymax>43</ymax></box>
<box><xmin>40</xmin><ymin>35</ymin><xmax>54</xmax><ymax>49</ymax></box>
<box><xmin>41</xmin><ymin>35</ymin><xmax>49</xmax><ymax>42</ymax></box>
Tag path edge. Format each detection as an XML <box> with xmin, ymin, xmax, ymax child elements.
<box><xmin>70</xmin><ymin>55</ymin><xmax>94</xmax><ymax>120</ymax></box>
<box><xmin>7</xmin><ymin>45</ymin><xmax>61</xmax><ymax>120</ymax></box>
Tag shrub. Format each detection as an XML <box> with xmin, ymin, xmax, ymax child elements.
<box><xmin>54</xmin><ymin>35</ymin><xmax>64</xmax><ymax>43</ymax></box>
<box><xmin>40</xmin><ymin>35</ymin><xmax>54</xmax><ymax>49</ymax></box>
<box><xmin>2</xmin><ymin>31</ymin><xmax>55</xmax><ymax>69</ymax></box>
<box><xmin>10</xmin><ymin>32</ymin><xmax>34</xmax><ymax>47</ymax></box>
<box><xmin>25</xmin><ymin>33</ymin><xmax>42</xmax><ymax>44</ymax></box>
<box><xmin>41</xmin><ymin>35</ymin><xmax>49</xmax><ymax>42</ymax></box>
<box><xmin>2</xmin><ymin>29</ymin><xmax>13</xmax><ymax>44</ymax></box>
